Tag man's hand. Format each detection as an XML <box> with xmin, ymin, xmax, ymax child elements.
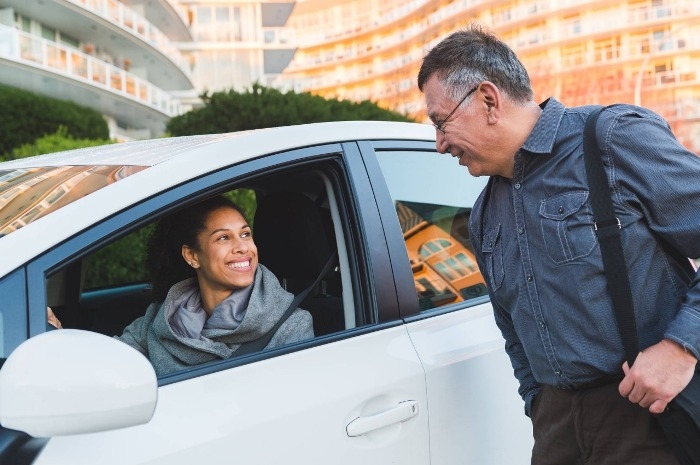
<box><xmin>619</xmin><ymin>339</ymin><xmax>696</xmax><ymax>414</ymax></box>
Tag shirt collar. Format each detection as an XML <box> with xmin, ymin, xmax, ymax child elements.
<box><xmin>520</xmin><ymin>97</ymin><xmax>566</xmax><ymax>155</ymax></box>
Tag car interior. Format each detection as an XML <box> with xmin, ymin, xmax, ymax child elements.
<box><xmin>45</xmin><ymin>163</ymin><xmax>358</xmax><ymax>352</ymax></box>
<box><xmin>42</xmin><ymin>150</ymin><xmax>490</xmax><ymax>370</ymax></box>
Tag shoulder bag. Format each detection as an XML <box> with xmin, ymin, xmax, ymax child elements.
<box><xmin>584</xmin><ymin>106</ymin><xmax>700</xmax><ymax>465</ymax></box>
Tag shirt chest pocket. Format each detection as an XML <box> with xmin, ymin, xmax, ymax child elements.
<box><xmin>481</xmin><ymin>224</ymin><xmax>505</xmax><ymax>290</ymax></box>
<box><xmin>539</xmin><ymin>192</ymin><xmax>597</xmax><ymax>265</ymax></box>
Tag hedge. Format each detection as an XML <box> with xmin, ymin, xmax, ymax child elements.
<box><xmin>0</xmin><ymin>85</ymin><xmax>109</xmax><ymax>155</ymax></box>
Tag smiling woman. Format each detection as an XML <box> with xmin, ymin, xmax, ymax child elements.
<box><xmin>50</xmin><ymin>195</ymin><xmax>315</xmax><ymax>376</ymax></box>
<box><xmin>116</xmin><ymin>195</ymin><xmax>314</xmax><ymax>375</ymax></box>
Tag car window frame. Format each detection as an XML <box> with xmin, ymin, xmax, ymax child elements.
<box><xmin>23</xmin><ymin>142</ymin><xmax>403</xmax><ymax>384</ymax></box>
<box><xmin>0</xmin><ymin>268</ymin><xmax>29</xmax><ymax>359</ymax></box>
<box><xmin>363</xmin><ymin>139</ymin><xmax>491</xmax><ymax>321</ymax></box>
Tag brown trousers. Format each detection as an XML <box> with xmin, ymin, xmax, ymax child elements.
<box><xmin>531</xmin><ymin>381</ymin><xmax>680</xmax><ymax>465</ymax></box>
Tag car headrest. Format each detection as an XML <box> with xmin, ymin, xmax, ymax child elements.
<box><xmin>254</xmin><ymin>191</ymin><xmax>331</xmax><ymax>283</ymax></box>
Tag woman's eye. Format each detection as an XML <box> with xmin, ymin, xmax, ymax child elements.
<box><xmin>217</xmin><ymin>234</ymin><xmax>229</xmax><ymax>241</ymax></box>
<box><xmin>241</xmin><ymin>231</ymin><xmax>251</xmax><ymax>238</ymax></box>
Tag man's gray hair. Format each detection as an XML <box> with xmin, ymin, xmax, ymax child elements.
<box><xmin>418</xmin><ymin>23</ymin><xmax>533</xmax><ymax>103</ymax></box>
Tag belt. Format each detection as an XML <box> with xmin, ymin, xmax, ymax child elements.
<box><xmin>556</xmin><ymin>375</ymin><xmax>624</xmax><ymax>391</ymax></box>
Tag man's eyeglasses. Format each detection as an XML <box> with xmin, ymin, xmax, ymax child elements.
<box><xmin>433</xmin><ymin>84</ymin><xmax>479</xmax><ymax>134</ymax></box>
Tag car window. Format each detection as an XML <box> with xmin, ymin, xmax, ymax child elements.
<box><xmin>375</xmin><ymin>149</ymin><xmax>489</xmax><ymax>311</ymax></box>
<box><xmin>0</xmin><ymin>166</ymin><xmax>147</xmax><ymax>237</ymax></box>
<box><xmin>42</xmin><ymin>158</ymin><xmax>365</xmax><ymax>379</ymax></box>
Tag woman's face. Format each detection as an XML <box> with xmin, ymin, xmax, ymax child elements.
<box><xmin>183</xmin><ymin>207</ymin><xmax>258</xmax><ymax>304</ymax></box>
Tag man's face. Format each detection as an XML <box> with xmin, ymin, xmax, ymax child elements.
<box><xmin>423</xmin><ymin>75</ymin><xmax>510</xmax><ymax>178</ymax></box>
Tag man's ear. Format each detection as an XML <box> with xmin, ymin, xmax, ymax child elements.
<box><xmin>479</xmin><ymin>81</ymin><xmax>501</xmax><ymax>123</ymax></box>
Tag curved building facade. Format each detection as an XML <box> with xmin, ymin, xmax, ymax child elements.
<box><xmin>280</xmin><ymin>0</ymin><xmax>700</xmax><ymax>153</ymax></box>
<box><xmin>0</xmin><ymin>0</ymin><xmax>297</xmax><ymax>140</ymax></box>
<box><xmin>173</xmin><ymin>1</ymin><xmax>296</xmax><ymax>94</ymax></box>
<box><xmin>0</xmin><ymin>0</ymin><xmax>196</xmax><ymax>140</ymax></box>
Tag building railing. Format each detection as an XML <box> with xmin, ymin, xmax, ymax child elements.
<box><xmin>514</xmin><ymin>1</ymin><xmax>700</xmax><ymax>51</ymax></box>
<box><xmin>0</xmin><ymin>25</ymin><xmax>183</xmax><ymax>117</ymax></box>
<box><xmin>288</xmin><ymin>3</ymin><xmax>700</xmax><ymax>95</ymax></box>
<box><xmin>552</xmin><ymin>26</ymin><xmax>700</xmax><ymax>75</ymax></box>
<box><xmin>288</xmin><ymin>0</ymin><xmax>484</xmax><ymax>70</ymax></box>
<box><xmin>289</xmin><ymin>0</ymin><xmax>699</xmax><ymax>73</ymax></box>
<box><xmin>67</xmin><ymin>0</ymin><xmax>191</xmax><ymax>78</ymax></box>
<box><xmin>291</xmin><ymin>0</ymin><xmax>430</xmax><ymax>48</ymax></box>
<box><xmin>641</xmin><ymin>69</ymin><xmax>700</xmax><ymax>92</ymax></box>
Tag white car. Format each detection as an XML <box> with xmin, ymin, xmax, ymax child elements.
<box><xmin>0</xmin><ymin>121</ymin><xmax>533</xmax><ymax>464</ymax></box>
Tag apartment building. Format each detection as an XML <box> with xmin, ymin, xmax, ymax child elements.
<box><xmin>0</xmin><ymin>0</ymin><xmax>297</xmax><ymax>140</ymax></box>
<box><xmin>279</xmin><ymin>0</ymin><xmax>700</xmax><ymax>153</ymax></box>
<box><xmin>0</xmin><ymin>0</ymin><xmax>196</xmax><ymax>140</ymax></box>
<box><xmin>174</xmin><ymin>1</ymin><xmax>296</xmax><ymax>95</ymax></box>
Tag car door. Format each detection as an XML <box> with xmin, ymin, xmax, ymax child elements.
<box><xmin>364</xmin><ymin>140</ymin><xmax>535</xmax><ymax>465</ymax></box>
<box><xmin>23</xmin><ymin>143</ymin><xmax>431</xmax><ymax>465</ymax></box>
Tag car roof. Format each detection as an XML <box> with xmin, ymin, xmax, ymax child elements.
<box><xmin>0</xmin><ymin>121</ymin><xmax>433</xmax><ymax>169</ymax></box>
<box><xmin>0</xmin><ymin>121</ymin><xmax>436</xmax><ymax>276</ymax></box>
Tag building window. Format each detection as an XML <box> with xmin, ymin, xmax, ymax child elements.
<box><xmin>419</xmin><ymin>238</ymin><xmax>452</xmax><ymax>258</ymax></box>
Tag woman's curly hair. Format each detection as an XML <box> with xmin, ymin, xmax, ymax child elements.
<box><xmin>146</xmin><ymin>195</ymin><xmax>245</xmax><ymax>302</ymax></box>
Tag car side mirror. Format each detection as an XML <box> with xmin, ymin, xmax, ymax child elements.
<box><xmin>0</xmin><ymin>329</ymin><xmax>157</xmax><ymax>437</ymax></box>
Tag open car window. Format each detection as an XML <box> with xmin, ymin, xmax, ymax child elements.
<box><xmin>43</xmin><ymin>158</ymin><xmax>365</xmax><ymax>379</ymax></box>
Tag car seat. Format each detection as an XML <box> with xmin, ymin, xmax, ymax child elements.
<box><xmin>253</xmin><ymin>191</ymin><xmax>344</xmax><ymax>336</ymax></box>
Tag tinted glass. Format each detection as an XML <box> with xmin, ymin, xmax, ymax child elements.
<box><xmin>376</xmin><ymin>150</ymin><xmax>489</xmax><ymax>311</ymax></box>
<box><xmin>0</xmin><ymin>165</ymin><xmax>146</xmax><ymax>236</ymax></box>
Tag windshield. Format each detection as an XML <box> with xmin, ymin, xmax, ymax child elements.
<box><xmin>0</xmin><ymin>165</ymin><xmax>146</xmax><ymax>236</ymax></box>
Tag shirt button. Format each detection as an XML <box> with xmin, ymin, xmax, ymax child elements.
<box><xmin>527</xmin><ymin>274</ymin><xmax>533</xmax><ymax>282</ymax></box>
<box><xmin>555</xmin><ymin>370</ymin><xmax>562</xmax><ymax>376</ymax></box>
<box><xmin>558</xmin><ymin>206</ymin><xmax>564</xmax><ymax>214</ymax></box>
<box><xmin>518</xmin><ymin>227</ymin><xmax>524</xmax><ymax>235</ymax></box>
<box><xmin>539</xmin><ymin>321</ymin><xmax>546</xmax><ymax>329</ymax></box>
<box><xmin>514</xmin><ymin>182</ymin><xmax>522</xmax><ymax>190</ymax></box>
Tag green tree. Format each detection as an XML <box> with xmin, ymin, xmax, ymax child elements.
<box><xmin>7</xmin><ymin>126</ymin><xmax>113</xmax><ymax>160</ymax></box>
<box><xmin>166</xmin><ymin>82</ymin><xmax>414</xmax><ymax>136</ymax></box>
<box><xmin>85</xmin><ymin>225</ymin><xmax>154</xmax><ymax>289</ymax></box>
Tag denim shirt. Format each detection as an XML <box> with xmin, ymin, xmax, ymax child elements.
<box><xmin>469</xmin><ymin>97</ymin><xmax>700</xmax><ymax>416</ymax></box>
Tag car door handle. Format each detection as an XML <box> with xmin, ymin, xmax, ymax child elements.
<box><xmin>346</xmin><ymin>400</ymin><xmax>419</xmax><ymax>437</ymax></box>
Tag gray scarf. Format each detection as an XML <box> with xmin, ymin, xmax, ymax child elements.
<box><xmin>168</xmin><ymin>282</ymin><xmax>253</xmax><ymax>340</ymax></box>
<box><xmin>117</xmin><ymin>264</ymin><xmax>314</xmax><ymax>376</ymax></box>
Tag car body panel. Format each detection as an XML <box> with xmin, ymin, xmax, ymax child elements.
<box><xmin>405</xmin><ymin>303</ymin><xmax>534</xmax><ymax>464</ymax></box>
<box><xmin>32</xmin><ymin>326</ymin><xmax>430</xmax><ymax>465</ymax></box>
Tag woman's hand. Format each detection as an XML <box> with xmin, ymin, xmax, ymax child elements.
<box><xmin>47</xmin><ymin>307</ymin><xmax>63</xmax><ymax>329</ymax></box>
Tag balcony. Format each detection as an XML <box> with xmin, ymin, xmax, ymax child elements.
<box><xmin>2</xmin><ymin>0</ymin><xmax>194</xmax><ymax>91</ymax></box>
<box><xmin>120</xmin><ymin>0</ymin><xmax>192</xmax><ymax>42</ymax></box>
<box><xmin>0</xmin><ymin>25</ymin><xmax>183</xmax><ymax>137</ymax></box>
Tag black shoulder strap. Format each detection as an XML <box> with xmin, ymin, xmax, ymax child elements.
<box><xmin>234</xmin><ymin>250</ymin><xmax>338</xmax><ymax>356</ymax></box>
<box><xmin>583</xmin><ymin>106</ymin><xmax>640</xmax><ymax>365</ymax></box>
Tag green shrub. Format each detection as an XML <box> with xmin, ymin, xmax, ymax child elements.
<box><xmin>7</xmin><ymin>126</ymin><xmax>113</xmax><ymax>160</ymax></box>
<box><xmin>0</xmin><ymin>85</ymin><xmax>109</xmax><ymax>155</ymax></box>
<box><xmin>167</xmin><ymin>82</ymin><xmax>414</xmax><ymax>136</ymax></box>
